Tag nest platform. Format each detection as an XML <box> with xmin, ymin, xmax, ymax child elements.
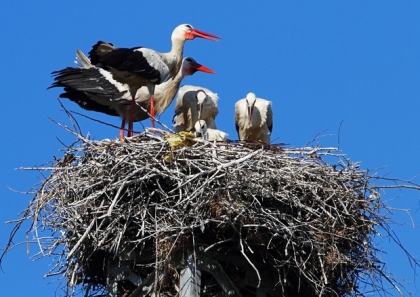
<box><xmin>4</xmin><ymin>130</ymin><xmax>397</xmax><ymax>296</ymax></box>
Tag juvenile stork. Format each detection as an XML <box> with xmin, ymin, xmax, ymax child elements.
<box><xmin>173</xmin><ymin>86</ymin><xmax>219</xmax><ymax>133</ymax></box>
<box><xmin>194</xmin><ymin>120</ymin><xmax>228</xmax><ymax>142</ymax></box>
<box><xmin>50</xmin><ymin>51</ymin><xmax>215</xmax><ymax>138</ymax></box>
<box><xmin>234</xmin><ymin>92</ymin><xmax>273</xmax><ymax>144</ymax></box>
<box><xmin>87</xmin><ymin>24</ymin><xmax>220</xmax><ymax>134</ymax></box>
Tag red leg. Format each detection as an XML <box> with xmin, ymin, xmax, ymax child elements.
<box><xmin>150</xmin><ymin>95</ymin><xmax>155</xmax><ymax>128</ymax></box>
<box><xmin>119</xmin><ymin>118</ymin><xmax>126</xmax><ymax>139</ymax></box>
<box><xmin>128</xmin><ymin>95</ymin><xmax>135</xmax><ymax>137</ymax></box>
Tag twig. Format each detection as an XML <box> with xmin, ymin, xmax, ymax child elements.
<box><xmin>240</xmin><ymin>227</ymin><xmax>261</xmax><ymax>288</ymax></box>
<box><xmin>2</xmin><ymin>127</ymin><xmax>420</xmax><ymax>297</ymax></box>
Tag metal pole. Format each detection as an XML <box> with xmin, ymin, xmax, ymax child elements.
<box><xmin>180</xmin><ymin>254</ymin><xmax>201</xmax><ymax>297</ymax></box>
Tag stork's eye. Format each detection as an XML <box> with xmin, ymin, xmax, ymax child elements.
<box><xmin>185</xmin><ymin>58</ymin><xmax>192</xmax><ymax>63</ymax></box>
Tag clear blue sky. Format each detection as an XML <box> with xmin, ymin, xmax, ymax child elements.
<box><xmin>1</xmin><ymin>1</ymin><xmax>419</xmax><ymax>296</ymax></box>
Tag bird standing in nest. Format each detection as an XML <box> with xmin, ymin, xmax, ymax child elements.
<box><xmin>234</xmin><ymin>92</ymin><xmax>273</xmax><ymax>144</ymax></box>
<box><xmin>50</xmin><ymin>50</ymin><xmax>215</xmax><ymax>138</ymax></box>
<box><xmin>52</xmin><ymin>24</ymin><xmax>220</xmax><ymax>137</ymax></box>
<box><xmin>173</xmin><ymin>86</ymin><xmax>219</xmax><ymax>133</ymax></box>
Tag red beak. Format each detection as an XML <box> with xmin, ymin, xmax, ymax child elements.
<box><xmin>194</xmin><ymin>62</ymin><xmax>216</xmax><ymax>74</ymax></box>
<box><xmin>190</xmin><ymin>28</ymin><xmax>221</xmax><ymax>41</ymax></box>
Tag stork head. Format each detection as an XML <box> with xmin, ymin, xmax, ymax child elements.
<box><xmin>181</xmin><ymin>57</ymin><xmax>215</xmax><ymax>77</ymax></box>
<box><xmin>196</xmin><ymin>90</ymin><xmax>207</xmax><ymax>119</ymax></box>
<box><xmin>245</xmin><ymin>92</ymin><xmax>257</xmax><ymax>125</ymax></box>
<box><xmin>173</xmin><ymin>24</ymin><xmax>221</xmax><ymax>42</ymax></box>
<box><xmin>194</xmin><ymin>120</ymin><xmax>208</xmax><ymax>140</ymax></box>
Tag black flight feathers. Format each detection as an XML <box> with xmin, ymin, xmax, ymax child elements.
<box><xmin>59</xmin><ymin>88</ymin><xmax>119</xmax><ymax>117</ymax></box>
<box><xmin>49</xmin><ymin>67</ymin><xmax>120</xmax><ymax>97</ymax></box>
<box><xmin>88</xmin><ymin>41</ymin><xmax>163</xmax><ymax>83</ymax></box>
<box><xmin>49</xmin><ymin>67</ymin><xmax>123</xmax><ymax>117</ymax></box>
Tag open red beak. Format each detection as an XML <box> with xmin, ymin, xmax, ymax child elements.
<box><xmin>190</xmin><ymin>28</ymin><xmax>221</xmax><ymax>41</ymax></box>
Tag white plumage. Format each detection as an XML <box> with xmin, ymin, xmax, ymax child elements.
<box><xmin>194</xmin><ymin>120</ymin><xmax>228</xmax><ymax>142</ymax></box>
<box><xmin>87</xmin><ymin>24</ymin><xmax>220</xmax><ymax>134</ymax></box>
<box><xmin>234</xmin><ymin>92</ymin><xmax>273</xmax><ymax>144</ymax></box>
<box><xmin>173</xmin><ymin>85</ymin><xmax>219</xmax><ymax>132</ymax></box>
<box><xmin>50</xmin><ymin>51</ymin><xmax>215</xmax><ymax>138</ymax></box>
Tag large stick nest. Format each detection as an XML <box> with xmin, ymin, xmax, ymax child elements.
<box><xmin>3</xmin><ymin>128</ymin><xmax>413</xmax><ymax>296</ymax></box>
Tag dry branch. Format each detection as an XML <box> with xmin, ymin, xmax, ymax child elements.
<box><xmin>2</xmin><ymin>128</ymin><xmax>419</xmax><ymax>297</ymax></box>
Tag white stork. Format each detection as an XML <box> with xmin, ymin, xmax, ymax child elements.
<box><xmin>234</xmin><ymin>92</ymin><xmax>273</xmax><ymax>144</ymax></box>
<box><xmin>194</xmin><ymin>120</ymin><xmax>228</xmax><ymax>142</ymax></box>
<box><xmin>87</xmin><ymin>24</ymin><xmax>220</xmax><ymax>135</ymax></box>
<box><xmin>50</xmin><ymin>51</ymin><xmax>215</xmax><ymax>138</ymax></box>
<box><xmin>173</xmin><ymin>86</ymin><xmax>219</xmax><ymax>133</ymax></box>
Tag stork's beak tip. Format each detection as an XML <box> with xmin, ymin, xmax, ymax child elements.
<box><xmin>196</xmin><ymin>65</ymin><xmax>216</xmax><ymax>74</ymax></box>
<box><xmin>191</xmin><ymin>29</ymin><xmax>221</xmax><ymax>42</ymax></box>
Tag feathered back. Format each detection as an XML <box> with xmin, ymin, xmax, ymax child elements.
<box><xmin>173</xmin><ymin>85</ymin><xmax>219</xmax><ymax>132</ymax></box>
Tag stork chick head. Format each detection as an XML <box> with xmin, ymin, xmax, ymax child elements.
<box><xmin>245</xmin><ymin>92</ymin><xmax>257</xmax><ymax>125</ymax></box>
<box><xmin>194</xmin><ymin>120</ymin><xmax>208</xmax><ymax>140</ymax></box>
